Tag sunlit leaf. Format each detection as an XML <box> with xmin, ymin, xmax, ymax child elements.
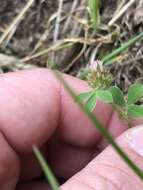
<box><xmin>128</xmin><ymin>105</ymin><xmax>143</xmax><ymax>118</ymax></box>
<box><xmin>109</xmin><ymin>86</ymin><xmax>125</xmax><ymax>106</ymax></box>
<box><xmin>86</xmin><ymin>93</ymin><xmax>97</xmax><ymax>112</ymax></box>
<box><xmin>77</xmin><ymin>91</ymin><xmax>97</xmax><ymax>112</ymax></box>
<box><xmin>127</xmin><ymin>84</ymin><xmax>143</xmax><ymax>105</ymax></box>
<box><xmin>96</xmin><ymin>90</ymin><xmax>113</xmax><ymax>103</ymax></box>
<box><xmin>77</xmin><ymin>91</ymin><xmax>93</xmax><ymax>102</ymax></box>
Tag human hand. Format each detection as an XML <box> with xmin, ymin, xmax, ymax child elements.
<box><xmin>0</xmin><ymin>69</ymin><xmax>143</xmax><ymax>190</ymax></box>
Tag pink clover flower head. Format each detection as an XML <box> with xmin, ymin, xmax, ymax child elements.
<box><xmin>89</xmin><ymin>60</ymin><xmax>103</xmax><ymax>71</ymax></box>
<box><xmin>87</xmin><ymin>59</ymin><xmax>112</xmax><ymax>89</ymax></box>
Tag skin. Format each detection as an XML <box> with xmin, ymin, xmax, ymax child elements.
<box><xmin>0</xmin><ymin>68</ymin><xmax>143</xmax><ymax>190</ymax></box>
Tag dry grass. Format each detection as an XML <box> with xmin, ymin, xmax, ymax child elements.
<box><xmin>0</xmin><ymin>0</ymin><xmax>143</xmax><ymax>92</ymax></box>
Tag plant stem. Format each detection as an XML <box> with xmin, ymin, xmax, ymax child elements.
<box><xmin>88</xmin><ymin>0</ymin><xmax>100</xmax><ymax>29</ymax></box>
<box><xmin>111</xmin><ymin>104</ymin><xmax>132</xmax><ymax>128</ymax></box>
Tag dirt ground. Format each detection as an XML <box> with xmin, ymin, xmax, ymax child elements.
<box><xmin>0</xmin><ymin>0</ymin><xmax>143</xmax><ymax>93</ymax></box>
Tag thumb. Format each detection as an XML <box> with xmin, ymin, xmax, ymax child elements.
<box><xmin>61</xmin><ymin>126</ymin><xmax>143</xmax><ymax>190</ymax></box>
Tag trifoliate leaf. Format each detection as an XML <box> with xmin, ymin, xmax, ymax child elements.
<box><xmin>77</xmin><ymin>91</ymin><xmax>97</xmax><ymax>112</ymax></box>
<box><xmin>109</xmin><ymin>86</ymin><xmax>125</xmax><ymax>106</ymax></box>
<box><xmin>127</xmin><ymin>105</ymin><xmax>143</xmax><ymax>118</ymax></box>
<box><xmin>86</xmin><ymin>93</ymin><xmax>97</xmax><ymax>112</ymax></box>
<box><xmin>96</xmin><ymin>90</ymin><xmax>113</xmax><ymax>103</ymax></box>
<box><xmin>127</xmin><ymin>84</ymin><xmax>143</xmax><ymax>105</ymax></box>
<box><xmin>77</xmin><ymin>91</ymin><xmax>93</xmax><ymax>102</ymax></box>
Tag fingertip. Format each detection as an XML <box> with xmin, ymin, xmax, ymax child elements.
<box><xmin>0</xmin><ymin>68</ymin><xmax>113</xmax><ymax>152</ymax></box>
<box><xmin>0</xmin><ymin>69</ymin><xmax>60</xmax><ymax>152</ymax></box>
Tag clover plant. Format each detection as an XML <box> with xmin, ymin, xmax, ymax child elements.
<box><xmin>78</xmin><ymin>60</ymin><xmax>143</xmax><ymax>127</ymax></box>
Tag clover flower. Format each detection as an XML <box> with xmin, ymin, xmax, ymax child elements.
<box><xmin>87</xmin><ymin>60</ymin><xmax>113</xmax><ymax>90</ymax></box>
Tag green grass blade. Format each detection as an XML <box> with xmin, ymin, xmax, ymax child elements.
<box><xmin>77</xmin><ymin>91</ymin><xmax>93</xmax><ymax>102</ymax></box>
<box><xmin>88</xmin><ymin>0</ymin><xmax>100</xmax><ymax>29</ymax></box>
<box><xmin>33</xmin><ymin>146</ymin><xmax>59</xmax><ymax>190</ymax></box>
<box><xmin>102</xmin><ymin>32</ymin><xmax>143</xmax><ymax>64</ymax></box>
<box><xmin>102</xmin><ymin>56</ymin><xmax>118</xmax><ymax>65</ymax></box>
<box><xmin>54</xmin><ymin>70</ymin><xmax>143</xmax><ymax>180</ymax></box>
<box><xmin>85</xmin><ymin>92</ymin><xmax>97</xmax><ymax>111</ymax></box>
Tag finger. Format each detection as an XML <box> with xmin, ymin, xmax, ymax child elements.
<box><xmin>97</xmin><ymin>112</ymin><xmax>127</xmax><ymax>150</ymax></box>
<box><xmin>0</xmin><ymin>131</ymin><xmax>19</xmax><ymax>190</ymax></box>
<box><xmin>0</xmin><ymin>68</ymin><xmax>112</xmax><ymax>153</ymax></box>
<box><xmin>47</xmin><ymin>138</ymin><xmax>96</xmax><ymax>178</ymax></box>
<box><xmin>46</xmin><ymin>111</ymin><xmax>129</xmax><ymax>179</ymax></box>
<box><xmin>19</xmin><ymin>145</ymin><xmax>47</xmax><ymax>181</ymax></box>
<box><xmin>0</xmin><ymin>69</ymin><xmax>59</xmax><ymax>152</ymax></box>
<box><xmin>98</xmin><ymin>112</ymin><xmax>143</xmax><ymax>151</ymax></box>
<box><xmin>0</xmin><ymin>68</ymin><xmax>112</xmax><ymax>183</ymax></box>
<box><xmin>61</xmin><ymin>126</ymin><xmax>143</xmax><ymax>190</ymax></box>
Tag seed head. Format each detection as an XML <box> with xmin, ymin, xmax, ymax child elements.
<box><xmin>87</xmin><ymin>60</ymin><xmax>112</xmax><ymax>90</ymax></box>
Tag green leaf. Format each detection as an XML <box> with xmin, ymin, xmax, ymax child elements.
<box><xmin>96</xmin><ymin>90</ymin><xmax>113</xmax><ymax>103</ymax></box>
<box><xmin>77</xmin><ymin>91</ymin><xmax>93</xmax><ymax>102</ymax></box>
<box><xmin>127</xmin><ymin>84</ymin><xmax>143</xmax><ymax>105</ymax></box>
<box><xmin>109</xmin><ymin>86</ymin><xmax>125</xmax><ymax>106</ymax></box>
<box><xmin>127</xmin><ymin>105</ymin><xmax>143</xmax><ymax>118</ymax></box>
<box><xmin>77</xmin><ymin>91</ymin><xmax>97</xmax><ymax>112</ymax></box>
<box><xmin>86</xmin><ymin>93</ymin><xmax>97</xmax><ymax>112</ymax></box>
<box><xmin>33</xmin><ymin>146</ymin><xmax>59</xmax><ymax>190</ymax></box>
<box><xmin>102</xmin><ymin>32</ymin><xmax>143</xmax><ymax>65</ymax></box>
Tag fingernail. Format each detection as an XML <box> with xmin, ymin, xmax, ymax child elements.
<box><xmin>127</xmin><ymin>126</ymin><xmax>143</xmax><ymax>157</ymax></box>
